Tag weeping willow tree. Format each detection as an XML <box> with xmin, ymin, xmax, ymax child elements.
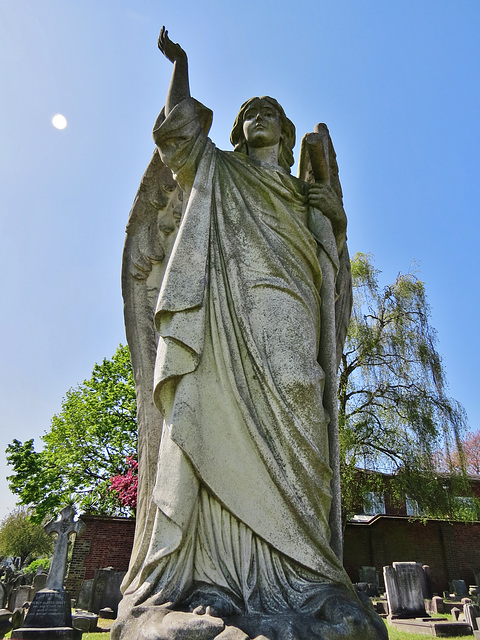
<box><xmin>339</xmin><ymin>253</ymin><xmax>469</xmax><ymax>519</ymax></box>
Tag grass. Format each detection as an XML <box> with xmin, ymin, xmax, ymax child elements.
<box><xmin>77</xmin><ymin>620</ymin><xmax>477</xmax><ymax>639</ymax></box>
<box><xmin>3</xmin><ymin>617</ymin><xmax>474</xmax><ymax>639</ymax></box>
<box><xmin>386</xmin><ymin>620</ymin><xmax>473</xmax><ymax>640</ymax></box>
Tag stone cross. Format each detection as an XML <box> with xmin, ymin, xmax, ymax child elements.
<box><xmin>44</xmin><ymin>506</ymin><xmax>85</xmax><ymax>591</ymax></box>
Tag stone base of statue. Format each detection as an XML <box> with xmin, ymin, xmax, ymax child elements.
<box><xmin>111</xmin><ymin>588</ymin><xmax>387</xmax><ymax>640</ymax></box>
<box><xmin>11</xmin><ymin>589</ymin><xmax>81</xmax><ymax>640</ymax></box>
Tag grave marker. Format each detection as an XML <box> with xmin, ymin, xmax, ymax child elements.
<box><xmin>11</xmin><ymin>506</ymin><xmax>85</xmax><ymax>639</ymax></box>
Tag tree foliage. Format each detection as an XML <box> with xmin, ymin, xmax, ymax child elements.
<box><xmin>339</xmin><ymin>253</ymin><xmax>469</xmax><ymax>518</ymax></box>
<box><xmin>0</xmin><ymin>508</ymin><xmax>53</xmax><ymax>565</ymax></box>
<box><xmin>110</xmin><ymin>455</ymin><xmax>138</xmax><ymax>511</ymax></box>
<box><xmin>6</xmin><ymin>259</ymin><xmax>472</xmax><ymax>525</ymax></box>
<box><xmin>6</xmin><ymin>345</ymin><xmax>137</xmax><ymax>522</ymax></box>
<box><xmin>436</xmin><ymin>430</ymin><xmax>480</xmax><ymax>476</ymax></box>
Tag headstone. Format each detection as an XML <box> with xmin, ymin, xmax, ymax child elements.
<box><xmin>0</xmin><ymin>609</ymin><xmax>12</xmax><ymax>638</ymax></box>
<box><xmin>9</xmin><ymin>586</ymin><xmax>34</xmax><ymax>612</ymax></box>
<box><xmin>75</xmin><ymin>579</ymin><xmax>94</xmax><ymax>611</ymax></box>
<box><xmin>359</xmin><ymin>566</ymin><xmax>379</xmax><ymax>586</ymax></box>
<box><xmin>431</xmin><ymin>596</ymin><xmax>444</xmax><ymax>614</ymax></box>
<box><xmin>464</xmin><ymin>603</ymin><xmax>480</xmax><ymax>631</ymax></box>
<box><xmin>90</xmin><ymin>568</ymin><xmax>126</xmax><ymax>615</ymax></box>
<box><xmin>0</xmin><ymin>584</ymin><xmax>6</xmax><ymax>609</ymax></box>
<box><xmin>451</xmin><ymin>607</ymin><xmax>461</xmax><ymax>621</ymax></box>
<box><xmin>32</xmin><ymin>574</ymin><xmax>47</xmax><ymax>596</ymax></box>
<box><xmin>453</xmin><ymin>580</ymin><xmax>469</xmax><ymax>598</ymax></box>
<box><xmin>11</xmin><ymin>608</ymin><xmax>25</xmax><ymax>630</ymax></box>
<box><xmin>72</xmin><ymin>611</ymin><xmax>98</xmax><ymax>632</ymax></box>
<box><xmin>11</xmin><ymin>506</ymin><xmax>85</xmax><ymax>640</ymax></box>
<box><xmin>422</xmin><ymin>565</ymin><xmax>434</xmax><ymax>599</ymax></box>
<box><xmin>384</xmin><ymin>562</ymin><xmax>427</xmax><ymax>618</ymax></box>
<box><xmin>358</xmin><ymin>566</ymin><xmax>380</xmax><ymax>596</ymax></box>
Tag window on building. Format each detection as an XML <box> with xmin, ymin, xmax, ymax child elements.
<box><xmin>405</xmin><ymin>497</ymin><xmax>421</xmax><ymax>516</ymax></box>
<box><xmin>363</xmin><ymin>492</ymin><xmax>386</xmax><ymax>516</ymax></box>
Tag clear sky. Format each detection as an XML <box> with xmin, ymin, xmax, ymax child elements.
<box><xmin>1</xmin><ymin>1</ymin><xmax>479</xmax><ymax>521</ymax></box>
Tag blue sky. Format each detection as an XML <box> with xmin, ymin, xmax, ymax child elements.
<box><xmin>1</xmin><ymin>1</ymin><xmax>479</xmax><ymax>520</ymax></box>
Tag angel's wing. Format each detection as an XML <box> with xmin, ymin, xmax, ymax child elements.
<box><xmin>121</xmin><ymin>149</ymin><xmax>182</xmax><ymax>584</ymax></box>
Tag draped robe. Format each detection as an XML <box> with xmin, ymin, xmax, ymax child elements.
<box><xmin>120</xmin><ymin>98</ymin><xmax>353</xmax><ymax>613</ymax></box>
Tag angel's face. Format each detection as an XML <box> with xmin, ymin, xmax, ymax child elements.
<box><xmin>242</xmin><ymin>99</ymin><xmax>282</xmax><ymax>149</ymax></box>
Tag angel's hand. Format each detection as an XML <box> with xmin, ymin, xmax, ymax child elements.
<box><xmin>158</xmin><ymin>27</ymin><xmax>187</xmax><ymax>64</ymax></box>
<box><xmin>308</xmin><ymin>183</ymin><xmax>347</xmax><ymax>235</ymax></box>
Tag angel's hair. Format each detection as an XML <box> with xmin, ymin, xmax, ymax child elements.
<box><xmin>230</xmin><ymin>97</ymin><xmax>296</xmax><ymax>173</ymax></box>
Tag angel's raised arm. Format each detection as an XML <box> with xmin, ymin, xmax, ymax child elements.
<box><xmin>158</xmin><ymin>27</ymin><xmax>190</xmax><ymax>117</ymax></box>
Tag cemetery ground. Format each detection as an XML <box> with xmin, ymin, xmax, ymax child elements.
<box><xmin>1</xmin><ymin>616</ymin><xmax>471</xmax><ymax>640</ymax></box>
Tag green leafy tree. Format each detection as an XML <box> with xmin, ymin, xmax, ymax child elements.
<box><xmin>339</xmin><ymin>253</ymin><xmax>469</xmax><ymax>519</ymax></box>
<box><xmin>6</xmin><ymin>344</ymin><xmax>137</xmax><ymax>522</ymax></box>
<box><xmin>0</xmin><ymin>508</ymin><xmax>53</xmax><ymax>566</ymax></box>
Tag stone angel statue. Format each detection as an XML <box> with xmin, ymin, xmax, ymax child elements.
<box><xmin>112</xmin><ymin>27</ymin><xmax>387</xmax><ymax>640</ymax></box>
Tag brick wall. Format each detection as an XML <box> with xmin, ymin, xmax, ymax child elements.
<box><xmin>344</xmin><ymin>516</ymin><xmax>480</xmax><ymax>593</ymax></box>
<box><xmin>67</xmin><ymin>513</ymin><xmax>480</xmax><ymax>598</ymax></box>
<box><xmin>66</xmin><ymin>515</ymin><xmax>136</xmax><ymax>597</ymax></box>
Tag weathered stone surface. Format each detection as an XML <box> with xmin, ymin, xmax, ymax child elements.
<box><xmin>162</xmin><ymin>611</ymin><xmax>225</xmax><ymax>640</ymax></box>
<box><xmin>430</xmin><ymin>596</ymin><xmax>445</xmax><ymax>614</ymax></box>
<box><xmin>11</xmin><ymin>508</ymin><xmax>86</xmax><ymax>639</ymax></box>
<box><xmin>72</xmin><ymin>610</ymin><xmax>98</xmax><ymax>632</ymax></box>
<box><xmin>389</xmin><ymin>618</ymin><xmax>472</xmax><ymax>637</ymax></box>
<box><xmin>75</xmin><ymin>579</ymin><xmax>93</xmax><ymax>611</ymax></box>
<box><xmin>10</xmin><ymin>627</ymin><xmax>81</xmax><ymax>639</ymax></box>
<box><xmin>384</xmin><ymin>562</ymin><xmax>427</xmax><ymax>618</ymax></box>
<box><xmin>215</xmin><ymin>625</ymin><xmax>249</xmax><ymax>640</ymax></box>
<box><xmin>0</xmin><ymin>608</ymin><xmax>12</xmax><ymax>638</ymax></box>
<box><xmin>463</xmin><ymin>603</ymin><xmax>480</xmax><ymax>631</ymax></box>
<box><xmin>114</xmin><ymin>26</ymin><xmax>387</xmax><ymax>640</ymax></box>
<box><xmin>32</xmin><ymin>574</ymin><xmax>47</xmax><ymax>596</ymax></box>
<box><xmin>90</xmin><ymin>568</ymin><xmax>125</xmax><ymax>614</ymax></box>
<box><xmin>21</xmin><ymin>589</ymin><xmax>72</xmax><ymax>628</ymax></box>
<box><xmin>452</xmin><ymin>580</ymin><xmax>469</xmax><ymax>598</ymax></box>
<box><xmin>44</xmin><ymin>507</ymin><xmax>85</xmax><ymax>591</ymax></box>
<box><xmin>9</xmin><ymin>586</ymin><xmax>34</xmax><ymax>611</ymax></box>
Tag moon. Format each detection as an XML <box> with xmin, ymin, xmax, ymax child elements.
<box><xmin>52</xmin><ymin>114</ymin><xmax>67</xmax><ymax>130</ymax></box>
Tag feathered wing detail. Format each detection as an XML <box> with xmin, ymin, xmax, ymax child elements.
<box><xmin>121</xmin><ymin>149</ymin><xmax>182</xmax><ymax>589</ymax></box>
<box><xmin>298</xmin><ymin>125</ymin><xmax>352</xmax><ymax>561</ymax></box>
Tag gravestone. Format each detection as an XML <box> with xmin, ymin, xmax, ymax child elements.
<box><xmin>75</xmin><ymin>579</ymin><xmax>93</xmax><ymax>611</ymax></box>
<box><xmin>0</xmin><ymin>609</ymin><xmax>12</xmax><ymax>637</ymax></box>
<box><xmin>422</xmin><ymin>565</ymin><xmax>433</xmax><ymax>599</ymax></box>
<box><xmin>463</xmin><ymin>602</ymin><xmax>480</xmax><ymax>632</ymax></box>
<box><xmin>11</xmin><ymin>506</ymin><xmax>85</xmax><ymax>639</ymax></box>
<box><xmin>72</xmin><ymin>611</ymin><xmax>97</xmax><ymax>632</ymax></box>
<box><xmin>90</xmin><ymin>568</ymin><xmax>125</xmax><ymax>615</ymax></box>
<box><xmin>359</xmin><ymin>566</ymin><xmax>379</xmax><ymax>586</ymax></box>
<box><xmin>451</xmin><ymin>607</ymin><xmax>461</xmax><ymax>621</ymax></box>
<box><xmin>384</xmin><ymin>562</ymin><xmax>427</xmax><ymax>618</ymax></box>
<box><xmin>430</xmin><ymin>596</ymin><xmax>444</xmax><ymax>614</ymax></box>
<box><xmin>0</xmin><ymin>583</ymin><xmax>5</xmax><ymax>609</ymax></box>
<box><xmin>474</xmin><ymin>569</ymin><xmax>480</xmax><ymax>590</ymax></box>
<box><xmin>32</xmin><ymin>574</ymin><xmax>47</xmax><ymax>596</ymax></box>
<box><xmin>452</xmin><ymin>580</ymin><xmax>469</xmax><ymax>598</ymax></box>
<box><xmin>358</xmin><ymin>566</ymin><xmax>380</xmax><ymax>596</ymax></box>
<box><xmin>9</xmin><ymin>586</ymin><xmax>34</xmax><ymax>612</ymax></box>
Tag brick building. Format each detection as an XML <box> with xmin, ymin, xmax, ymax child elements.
<box><xmin>66</xmin><ymin>477</ymin><xmax>480</xmax><ymax>598</ymax></box>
